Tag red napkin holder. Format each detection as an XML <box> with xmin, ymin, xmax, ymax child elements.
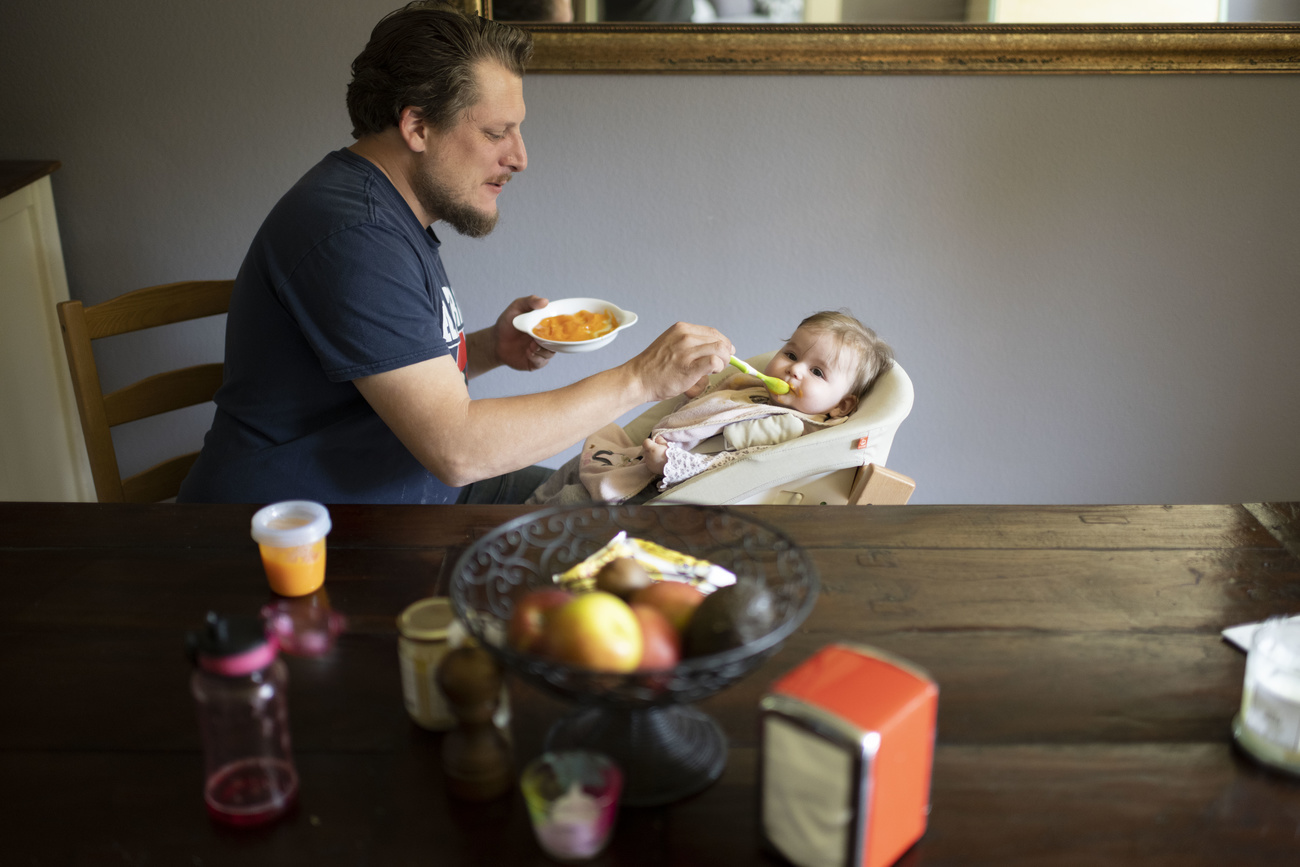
<box><xmin>759</xmin><ymin>643</ymin><xmax>938</xmax><ymax>867</ymax></box>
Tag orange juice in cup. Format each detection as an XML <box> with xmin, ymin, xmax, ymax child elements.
<box><xmin>250</xmin><ymin>501</ymin><xmax>332</xmax><ymax>597</ymax></box>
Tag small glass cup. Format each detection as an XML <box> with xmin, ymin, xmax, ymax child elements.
<box><xmin>262</xmin><ymin>589</ymin><xmax>346</xmax><ymax>657</ymax></box>
<box><xmin>521</xmin><ymin>751</ymin><xmax>623</xmax><ymax>862</ymax></box>
<box><xmin>1233</xmin><ymin>616</ymin><xmax>1300</xmax><ymax>774</ymax></box>
<box><xmin>250</xmin><ymin>501</ymin><xmax>331</xmax><ymax>597</ymax></box>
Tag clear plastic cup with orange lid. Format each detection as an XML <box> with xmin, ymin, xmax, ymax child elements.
<box><xmin>250</xmin><ymin>501</ymin><xmax>331</xmax><ymax>597</ymax></box>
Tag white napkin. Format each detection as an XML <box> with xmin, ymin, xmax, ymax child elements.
<box><xmin>1222</xmin><ymin>615</ymin><xmax>1300</xmax><ymax>653</ymax></box>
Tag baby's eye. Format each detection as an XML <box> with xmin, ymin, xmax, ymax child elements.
<box><xmin>784</xmin><ymin>351</ymin><xmax>797</xmax><ymax>361</ymax></box>
<box><xmin>812</xmin><ymin>368</ymin><xmax>826</xmax><ymax>378</ymax></box>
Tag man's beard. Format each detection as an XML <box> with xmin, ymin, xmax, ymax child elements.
<box><xmin>411</xmin><ymin>164</ymin><xmax>500</xmax><ymax>239</ymax></box>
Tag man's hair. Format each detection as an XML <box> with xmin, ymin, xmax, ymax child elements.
<box><xmin>346</xmin><ymin>1</ymin><xmax>534</xmax><ymax>139</ymax></box>
<box><xmin>794</xmin><ymin>310</ymin><xmax>895</xmax><ymax>400</ymax></box>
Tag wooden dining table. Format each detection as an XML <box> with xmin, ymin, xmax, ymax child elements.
<box><xmin>3</xmin><ymin>501</ymin><xmax>1300</xmax><ymax>865</ymax></box>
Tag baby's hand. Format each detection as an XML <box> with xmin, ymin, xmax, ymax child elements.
<box><xmin>642</xmin><ymin>435</ymin><xmax>670</xmax><ymax>476</ymax></box>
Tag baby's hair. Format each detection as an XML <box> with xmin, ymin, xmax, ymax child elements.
<box><xmin>794</xmin><ymin>310</ymin><xmax>894</xmax><ymax>399</ymax></box>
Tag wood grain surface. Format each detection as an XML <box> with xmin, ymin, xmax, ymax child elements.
<box><xmin>3</xmin><ymin>502</ymin><xmax>1299</xmax><ymax>865</ymax></box>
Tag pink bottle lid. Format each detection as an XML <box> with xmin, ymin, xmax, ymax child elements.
<box><xmin>189</xmin><ymin>612</ymin><xmax>280</xmax><ymax>676</ymax></box>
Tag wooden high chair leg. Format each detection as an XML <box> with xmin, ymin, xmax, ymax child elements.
<box><xmin>849</xmin><ymin>464</ymin><xmax>916</xmax><ymax>505</ymax></box>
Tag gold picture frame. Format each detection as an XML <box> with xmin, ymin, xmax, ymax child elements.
<box><xmin>520</xmin><ymin>23</ymin><xmax>1300</xmax><ymax>74</ymax></box>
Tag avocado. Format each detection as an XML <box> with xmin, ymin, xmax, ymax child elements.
<box><xmin>684</xmin><ymin>583</ymin><xmax>776</xmax><ymax>658</ymax></box>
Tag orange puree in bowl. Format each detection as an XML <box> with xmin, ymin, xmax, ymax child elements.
<box><xmin>533</xmin><ymin>309</ymin><xmax>619</xmax><ymax>342</ymax></box>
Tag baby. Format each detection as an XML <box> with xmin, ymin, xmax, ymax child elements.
<box><xmin>640</xmin><ymin>310</ymin><xmax>891</xmax><ymax>488</ymax></box>
<box><xmin>527</xmin><ymin>310</ymin><xmax>894</xmax><ymax>506</ymax></box>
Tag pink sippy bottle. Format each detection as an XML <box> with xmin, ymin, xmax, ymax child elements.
<box><xmin>188</xmin><ymin>612</ymin><xmax>298</xmax><ymax>826</ymax></box>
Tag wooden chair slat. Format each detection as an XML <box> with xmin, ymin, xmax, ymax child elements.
<box><xmin>121</xmin><ymin>452</ymin><xmax>200</xmax><ymax>504</ymax></box>
<box><xmin>81</xmin><ymin>281</ymin><xmax>232</xmax><ymax>339</ymax></box>
<box><xmin>102</xmin><ymin>363</ymin><xmax>224</xmax><ymax>427</ymax></box>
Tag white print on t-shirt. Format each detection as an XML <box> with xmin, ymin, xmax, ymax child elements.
<box><xmin>440</xmin><ymin>285</ymin><xmax>464</xmax><ymax>348</ymax></box>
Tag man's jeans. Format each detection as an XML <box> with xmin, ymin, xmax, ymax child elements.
<box><xmin>456</xmin><ymin>465</ymin><xmax>555</xmax><ymax>505</ymax></box>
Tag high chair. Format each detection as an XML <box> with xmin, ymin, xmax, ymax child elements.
<box><xmin>624</xmin><ymin>352</ymin><xmax>915</xmax><ymax>506</ymax></box>
<box><xmin>56</xmin><ymin>280</ymin><xmax>232</xmax><ymax>503</ymax></box>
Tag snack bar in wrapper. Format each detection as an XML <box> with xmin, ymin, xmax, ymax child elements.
<box><xmin>553</xmin><ymin>532</ymin><xmax>735</xmax><ymax>593</ymax></box>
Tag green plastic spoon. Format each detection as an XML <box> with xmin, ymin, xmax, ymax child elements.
<box><xmin>729</xmin><ymin>356</ymin><xmax>790</xmax><ymax>395</ymax></box>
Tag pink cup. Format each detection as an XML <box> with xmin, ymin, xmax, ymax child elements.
<box><xmin>520</xmin><ymin>751</ymin><xmax>623</xmax><ymax>862</ymax></box>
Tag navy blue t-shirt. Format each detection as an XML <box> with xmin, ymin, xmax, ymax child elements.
<box><xmin>179</xmin><ymin>149</ymin><xmax>466</xmax><ymax>504</ymax></box>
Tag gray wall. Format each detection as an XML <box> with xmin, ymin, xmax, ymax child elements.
<box><xmin>3</xmin><ymin>0</ymin><xmax>1298</xmax><ymax>504</ymax></box>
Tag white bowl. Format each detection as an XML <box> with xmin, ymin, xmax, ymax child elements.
<box><xmin>513</xmin><ymin>298</ymin><xmax>638</xmax><ymax>353</ymax></box>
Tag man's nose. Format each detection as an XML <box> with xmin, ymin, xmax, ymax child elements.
<box><xmin>506</xmin><ymin>133</ymin><xmax>527</xmax><ymax>173</ymax></box>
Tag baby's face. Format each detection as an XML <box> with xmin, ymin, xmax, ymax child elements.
<box><xmin>763</xmin><ymin>327</ymin><xmax>859</xmax><ymax>417</ymax></box>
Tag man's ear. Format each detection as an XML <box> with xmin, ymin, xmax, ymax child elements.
<box><xmin>397</xmin><ymin>107</ymin><xmax>430</xmax><ymax>153</ymax></box>
<box><xmin>828</xmin><ymin>393</ymin><xmax>859</xmax><ymax>419</ymax></box>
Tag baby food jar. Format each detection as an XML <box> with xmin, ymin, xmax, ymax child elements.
<box><xmin>251</xmin><ymin>501</ymin><xmax>331</xmax><ymax>597</ymax></box>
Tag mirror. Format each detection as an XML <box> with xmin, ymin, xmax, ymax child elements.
<box><xmin>498</xmin><ymin>0</ymin><xmax>1299</xmax><ymax>25</ymax></box>
<box><xmin>486</xmin><ymin>0</ymin><xmax>1300</xmax><ymax>73</ymax></box>
<box><xmin>513</xmin><ymin>22</ymin><xmax>1300</xmax><ymax>73</ymax></box>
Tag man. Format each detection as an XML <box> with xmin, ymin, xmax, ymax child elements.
<box><xmin>179</xmin><ymin>1</ymin><xmax>731</xmax><ymax>504</ymax></box>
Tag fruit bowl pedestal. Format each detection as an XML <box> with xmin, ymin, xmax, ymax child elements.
<box><xmin>449</xmin><ymin>505</ymin><xmax>819</xmax><ymax>807</ymax></box>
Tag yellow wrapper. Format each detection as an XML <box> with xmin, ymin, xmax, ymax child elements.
<box><xmin>553</xmin><ymin>531</ymin><xmax>735</xmax><ymax>593</ymax></box>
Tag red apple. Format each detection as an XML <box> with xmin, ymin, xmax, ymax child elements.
<box><xmin>545</xmin><ymin>591</ymin><xmax>643</xmax><ymax>673</ymax></box>
<box><xmin>630</xmin><ymin>580</ymin><xmax>707</xmax><ymax>636</ymax></box>
<box><xmin>632</xmin><ymin>603</ymin><xmax>681</xmax><ymax>671</ymax></box>
<box><xmin>507</xmin><ymin>587</ymin><xmax>574</xmax><ymax>654</ymax></box>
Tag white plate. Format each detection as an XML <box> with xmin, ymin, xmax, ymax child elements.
<box><xmin>512</xmin><ymin>298</ymin><xmax>638</xmax><ymax>353</ymax></box>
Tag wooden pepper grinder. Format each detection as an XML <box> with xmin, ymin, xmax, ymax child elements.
<box><xmin>436</xmin><ymin>644</ymin><xmax>512</xmax><ymax>800</ymax></box>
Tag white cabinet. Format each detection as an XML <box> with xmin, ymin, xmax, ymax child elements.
<box><xmin>0</xmin><ymin>162</ymin><xmax>95</xmax><ymax>501</ymax></box>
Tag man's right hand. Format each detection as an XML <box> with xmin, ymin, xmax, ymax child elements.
<box><xmin>625</xmin><ymin>322</ymin><xmax>733</xmax><ymax>404</ymax></box>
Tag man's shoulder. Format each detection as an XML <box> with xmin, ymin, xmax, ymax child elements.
<box><xmin>259</xmin><ymin>149</ymin><xmax>422</xmax><ymax>252</ymax></box>
<box><xmin>281</xmin><ymin>150</ymin><xmax>390</xmax><ymax>220</ymax></box>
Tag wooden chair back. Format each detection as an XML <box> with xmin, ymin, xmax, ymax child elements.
<box><xmin>56</xmin><ymin>280</ymin><xmax>232</xmax><ymax>503</ymax></box>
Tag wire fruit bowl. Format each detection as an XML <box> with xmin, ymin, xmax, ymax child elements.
<box><xmin>449</xmin><ymin>505</ymin><xmax>819</xmax><ymax>806</ymax></box>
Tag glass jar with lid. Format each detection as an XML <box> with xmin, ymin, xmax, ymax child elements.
<box><xmin>397</xmin><ymin>598</ymin><xmax>510</xmax><ymax>733</ymax></box>
<box><xmin>1234</xmin><ymin>616</ymin><xmax>1300</xmax><ymax>773</ymax></box>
